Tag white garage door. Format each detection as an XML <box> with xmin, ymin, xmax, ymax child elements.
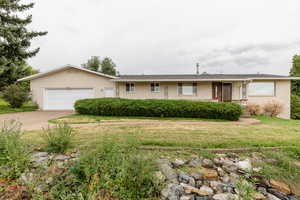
<box><xmin>44</xmin><ymin>88</ymin><xmax>94</xmax><ymax>110</ymax></box>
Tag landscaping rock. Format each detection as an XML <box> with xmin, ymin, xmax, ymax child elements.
<box><xmin>157</xmin><ymin>159</ymin><xmax>178</xmax><ymax>184</ymax></box>
<box><xmin>267</xmin><ymin>193</ymin><xmax>281</xmax><ymax>200</ymax></box>
<box><xmin>161</xmin><ymin>183</ymin><xmax>184</xmax><ymax>200</ymax></box>
<box><xmin>180</xmin><ymin>183</ymin><xmax>211</xmax><ymax>196</ymax></box>
<box><xmin>202</xmin><ymin>168</ymin><xmax>218</xmax><ymax>181</ymax></box>
<box><xmin>31</xmin><ymin>152</ymin><xmax>49</xmax><ymax>163</ymax></box>
<box><xmin>212</xmin><ymin>193</ymin><xmax>235</xmax><ymax>200</ymax></box>
<box><xmin>190</xmin><ymin>171</ymin><xmax>203</xmax><ymax>180</ymax></box>
<box><xmin>267</xmin><ymin>189</ymin><xmax>290</xmax><ymax>200</ymax></box>
<box><xmin>173</xmin><ymin>159</ymin><xmax>186</xmax><ymax>167</ymax></box>
<box><xmin>179</xmin><ymin>172</ymin><xmax>191</xmax><ymax>184</ymax></box>
<box><xmin>199</xmin><ymin>185</ymin><xmax>214</xmax><ymax>195</ymax></box>
<box><xmin>54</xmin><ymin>154</ymin><xmax>71</xmax><ymax>161</ymax></box>
<box><xmin>180</xmin><ymin>195</ymin><xmax>195</xmax><ymax>200</ymax></box>
<box><xmin>188</xmin><ymin>158</ymin><xmax>203</xmax><ymax>167</ymax></box>
<box><xmin>236</xmin><ymin>159</ymin><xmax>252</xmax><ymax>171</ymax></box>
<box><xmin>269</xmin><ymin>179</ymin><xmax>291</xmax><ymax>195</ymax></box>
<box><xmin>252</xmin><ymin>193</ymin><xmax>266</xmax><ymax>200</ymax></box>
<box><xmin>202</xmin><ymin>159</ymin><xmax>214</xmax><ymax>168</ymax></box>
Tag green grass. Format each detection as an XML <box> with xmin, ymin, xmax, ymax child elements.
<box><xmin>49</xmin><ymin>114</ymin><xmax>229</xmax><ymax>124</ymax></box>
<box><xmin>0</xmin><ymin>99</ymin><xmax>37</xmax><ymax>114</ymax></box>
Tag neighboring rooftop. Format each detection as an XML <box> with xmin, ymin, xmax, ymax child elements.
<box><xmin>114</xmin><ymin>73</ymin><xmax>299</xmax><ymax>82</ymax></box>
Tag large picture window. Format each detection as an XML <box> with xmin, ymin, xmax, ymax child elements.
<box><xmin>248</xmin><ymin>82</ymin><xmax>275</xmax><ymax>96</ymax></box>
<box><xmin>178</xmin><ymin>83</ymin><xmax>197</xmax><ymax>95</ymax></box>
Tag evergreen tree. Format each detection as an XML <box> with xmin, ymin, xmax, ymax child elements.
<box><xmin>101</xmin><ymin>57</ymin><xmax>117</xmax><ymax>76</ymax></box>
<box><xmin>290</xmin><ymin>55</ymin><xmax>300</xmax><ymax>94</ymax></box>
<box><xmin>0</xmin><ymin>0</ymin><xmax>47</xmax><ymax>89</ymax></box>
<box><xmin>82</xmin><ymin>56</ymin><xmax>101</xmax><ymax>72</ymax></box>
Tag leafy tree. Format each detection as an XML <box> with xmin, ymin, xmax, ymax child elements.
<box><xmin>290</xmin><ymin>55</ymin><xmax>300</xmax><ymax>94</ymax></box>
<box><xmin>101</xmin><ymin>57</ymin><xmax>117</xmax><ymax>76</ymax></box>
<box><xmin>291</xmin><ymin>94</ymin><xmax>300</xmax><ymax>119</ymax></box>
<box><xmin>0</xmin><ymin>0</ymin><xmax>47</xmax><ymax>89</ymax></box>
<box><xmin>82</xmin><ymin>56</ymin><xmax>117</xmax><ymax>76</ymax></box>
<box><xmin>81</xmin><ymin>56</ymin><xmax>101</xmax><ymax>72</ymax></box>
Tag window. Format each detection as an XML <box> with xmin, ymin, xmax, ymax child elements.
<box><xmin>126</xmin><ymin>83</ymin><xmax>135</xmax><ymax>92</ymax></box>
<box><xmin>248</xmin><ymin>82</ymin><xmax>275</xmax><ymax>96</ymax></box>
<box><xmin>178</xmin><ymin>83</ymin><xmax>197</xmax><ymax>95</ymax></box>
<box><xmin>150</xmin><ymin>83</ymin><xmax>160</xmax><ymax>92</ymax></box>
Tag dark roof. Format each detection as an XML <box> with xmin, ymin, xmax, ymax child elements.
<box><xmin>114</xmin><ymin>73</ymin><xmax>293</xmax><ymax>81</ymax></box>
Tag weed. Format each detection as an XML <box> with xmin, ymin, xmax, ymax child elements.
<box><xmin>42</xmin><ymin>123</ymin><xmax>75</xmax><ymax>153</ymax></box>
<box><xmin>0</xmin><ymin>120</ymin><xmax>29</xmax><ymax>179</ymax></box>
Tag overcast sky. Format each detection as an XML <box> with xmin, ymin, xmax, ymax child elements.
<box><xmin>26</xmin><ymin>0</ymin><xmax>300</xmax><ymax>75</ymax></box>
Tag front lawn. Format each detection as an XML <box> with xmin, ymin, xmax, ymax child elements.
<box><xmin>0</xmin><ymin>98</ymin><xmax>37</xmax><ymax>114</ymax></box>
<box><xmin>49</xmin><ymin>114</ymin><xmax>229</xmax><ymax>124</ymax></box>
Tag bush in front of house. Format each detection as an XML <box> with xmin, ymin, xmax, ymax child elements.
<box><xmin>291</xmin><ymin>94</ymin><xmax>300</xmax><ymax>119</ymax></box>
<box><xmin>2</xmin><ymin>84</ymin><xmax>29</xmax><ymax>108</ymax></box>
<box><xmin>75</xmin><ymin>98</ymin><xmax>242</xmax><ymax>121</ymax></box>
<box><xmin>246</xmin><ymin>102</ymin><xmax>262</xmax><ymax>115</ymax></box>
<box><xmin>263</xmin><ymin>100</ymin><xmax>284</xmax><ymax>117</ymax></box>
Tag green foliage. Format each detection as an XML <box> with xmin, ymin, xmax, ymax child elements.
<box><xmin>2</xmin><ymin>84</ymin><xmax>29</xmax><ymax>108</ymax></box>
<box><xmin>75</xmin><ymin>98</ymin><xmax>242</xmax><ymax>121</ymax></box>
<box><xmin>42</xmin><ymin>123</ymin><xmax>75</xmax><ymax>153</ymax></box>
<box><xmin>291</xmin><ymin>94</ymin><xmax>300</xmax><ymax>119</ymax></box>
<box><xmin>0</xmin><ymin>0</ymin><xmax>46</xmax><ymax>89</ymax></box>
<box><xmin>235</xmin><ymin>178</ymin><xmax>256</xmax><ymax>200</ymax></box>
<box><xmin>101</xmin><ymin>57</ymin><xmax>117</xmax><ymax>76</ymax></box>
<box><xmin>81</xmin><ymin>56</ymin><xmax>117</xmax><ymax>76</ymax></box>
<box><xmin>0</xmin><ymin>120</ymin><xmax>29</xmax><ymax>179</ymax></box>
<box><xmin>48</xmin><ymin>136</ymin><xmax>162</xmax><ymax>199</ymax></box>
<box><xmin>290</xmin><ymin>55</ymin><xmax>300</xmax><ymax>94</ymax></box>
<box><xmin>82</xmin><ymin>56</ymin><xmax>101</xmax><ymax>72</ymax></box>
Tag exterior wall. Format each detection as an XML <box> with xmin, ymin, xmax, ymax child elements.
<box><xmin>30</xmin><ymin>68</ymin><xmax>115</xmax><ymax>110</ymax></box>
<box><xmin>117</xmin><ymin>82</ymin><xmax>213</xmax><ymax>100</ymax></box>
<box><xmin>247</xmin><ymin>80</ymin><xmax>291</xmax><ymax>119</ymax></box>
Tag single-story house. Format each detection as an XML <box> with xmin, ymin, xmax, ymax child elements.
<box><xmin>19</xmin><ymin>65</ymin><xmax>300</xmax><ymax>119</ymax></box>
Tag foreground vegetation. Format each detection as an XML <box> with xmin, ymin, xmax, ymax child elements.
<box><xmin>1</xmin><ymin>116</ymin><xmax>300</xmax><ymax>198</ymax></box>
<box><xmin>0</xmin><ymin>99</ymin><xmax>37</xmax><ymax>114</ymax></box>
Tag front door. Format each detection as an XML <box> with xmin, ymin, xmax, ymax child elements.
<box><xmin>222</xmin><ymin>83</ymin><xmax>232</xmax><ymax>102</ymax></box>
<box><xmin>212</xmin><ymin>82</ymin><xmax>222</xmax><ymax>101</ymax></box>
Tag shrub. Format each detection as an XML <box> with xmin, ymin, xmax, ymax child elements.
<box><xmin>263</xmin><ymin>100</ymin><xmax>284</xmax><ymax>117</ymax></box>
<box><xmin>42</xmin><ymin>123</ymin><xmax>75</xmax><ymax>153</ymax></box>
<box><xmin>49</xmin><ymin>136</ymin><xmax>162</xmax><ymax>199</ymax></box>
<box><xmin>291</xmin><ymin>94</ymin><xmax>300</xmax><ymax>119</ymax></box>
<box><xmin>0</xmin><ymin>120</ymin><xmax>29</xmax><ymax>179</ymax></box>
<box><xmin>2</xmin><ymin>84</ymin><xmax>29</xmax><ymax>108</ymax></box>
<box><xmin>75</xmin><ymin>98</ymin><xmax>242</xmax><ymax>121</ymax></box>
<box><xmin>245</xmin><ymin>102</ymin><xmax>262</xmax><ymax>115</ymax></box>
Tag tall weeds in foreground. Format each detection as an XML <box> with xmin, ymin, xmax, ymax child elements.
<box><xmin>0</xmin><ymin>120</ymin><xmax>29</xmax><ymax>179</ymax></box>
<box><xmin>42</xmin><ymin>123</ymin><xmax>75</xmax><ymax>153</ymax></box>
<box><xmin>49</xmin><ymin>136</ymin><xmax>163</xmax><ymax>200</ymax></box>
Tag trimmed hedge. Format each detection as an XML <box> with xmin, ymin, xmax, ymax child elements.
<box><xmin>75</xmin><ymin>98</ymin><xmax>242</xmax><ymax>121</ymax></box>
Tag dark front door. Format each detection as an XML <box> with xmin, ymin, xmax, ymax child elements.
<box><xmin>222</xmin><ymin>83</ymin><xmax>232</xmax><ymax>102</ymax></box>
<box><xmin>212</xmin><ymin>82</ymin><xmax>222</xmax><ymax>101</ymax></box>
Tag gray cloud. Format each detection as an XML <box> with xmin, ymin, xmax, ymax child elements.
<box><xmin>25</xmin><ymin>0</ymin><xmax>300</xmax><ymax>75</ymax></box>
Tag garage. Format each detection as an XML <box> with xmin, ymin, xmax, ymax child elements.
<box><xmin>44</xmin><ymin>88</ymin><xmax>94</xmax><ymax>110</ymax></box>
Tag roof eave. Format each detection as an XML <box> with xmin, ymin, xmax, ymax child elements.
<box><xmin>18</xmin><ymin>65</ymin><xmax>117</xmax><ymax>81</ymax></box>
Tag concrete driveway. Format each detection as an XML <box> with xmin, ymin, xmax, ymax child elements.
<box><xmin>0</xmin><ymin>111</ymin><xmax>74</xmax><ymax>131</ymax></box>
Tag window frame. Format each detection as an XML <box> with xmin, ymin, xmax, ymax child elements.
<box><xmin>150</xmin><ymin>82</ymin><xmax>160</xmax><ymax>92</ymax></box>
<box><xmin>178</xmin><ymin>82</ymin><xmax>197</xmax><ymax>96</ymax></box>
<box><xmin>125</xmin><ymin>83</ymin><xmax>135</xmax><ymax>93</ymax></box>
<box><xmin>248</xmin><ymin>81</ymin><xmax>276</xmax><ymax>97</ymax></box>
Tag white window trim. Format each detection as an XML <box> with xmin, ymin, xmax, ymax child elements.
<box><xmin>248</xmin><ymin>81</ymin><xmax>276</xmax><ymax>97</ymax></box>
<box><xmin>150</xmin><ymin>82</ymin><xmax>160</xmax><ymax>92</ymax></box>
<box><xmin>125</xmin><ymin>83</ymin><xmax>135</xmax><ymax>93</ymax></box>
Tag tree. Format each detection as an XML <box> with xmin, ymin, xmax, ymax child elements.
<box><xmin>290</xmin><ymin>55</ymin><xmax>300</xmax><ymax>94</ymax></box>
<box><xmin>0</xmin><ymin>63</ymin><xmax>38</xmax><ymax>90</ymax></box>
<box><xmin>0</xmin><ymin>0</ymin><xmax>47</xmax><ymax>89</ymax></box>
<box><xmin>82</xmin><ymin>56</ymin><xmax>117</xmax><ymax>76</ymax></box>
<box><xmin>2</xmin><ymin>84</ymin><xmax>29</xmax><ymax>108</ymax></box>
<box><xmin>101</xmin><ymin>57</ymin><xmax>117</xmax><ymax>76</ymax></box>
<box><xmin>81</xmin><ymin>56</ymin><xmax>101</xmax><ymax>72</ymax></box>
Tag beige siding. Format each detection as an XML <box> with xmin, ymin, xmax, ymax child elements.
<box><xmin>247</xmin><ymin>80</ymin><xmax>290</xmax><ymax>119</ymax></box>
<box><xmin>118</xmin><ymin>82</ymin><xmax>213</xmax><ymax>100</ymax></box>
<box><xmin>30</xmin><ymin>68</ymin><xmax>115</xmax><ymax>110</ymax></box>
